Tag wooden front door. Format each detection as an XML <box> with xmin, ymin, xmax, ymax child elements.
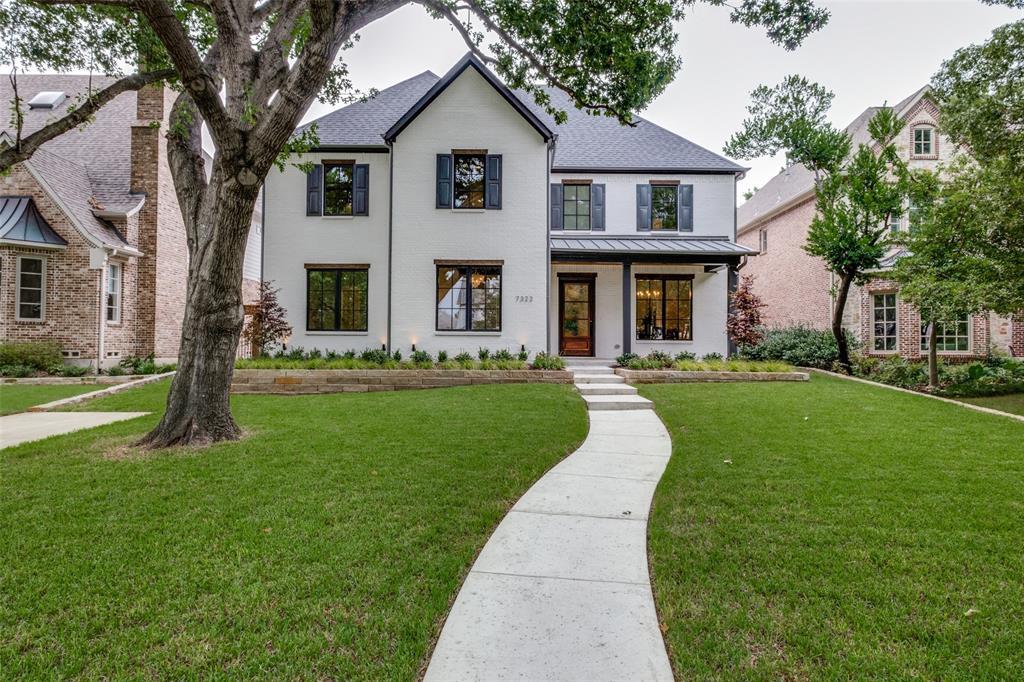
<box><xmin>559</xmin><ymin>276</ymin><xmax>596</xmax><ymax>356</ymax></box>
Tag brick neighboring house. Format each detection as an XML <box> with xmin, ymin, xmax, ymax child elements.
<box><xmin>737</xmin><ymin>85</ymin><xmax>1022</xmax><ymax>360</ymax></box>
<box><xmin>0</xmin><ymin>75</ymin><xmax>262</xmax><ymax>369</ymax></box>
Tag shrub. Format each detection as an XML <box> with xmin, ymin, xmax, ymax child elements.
<box><xmin>739</xmin><ymin>326</ymin><xmax>849</xmax><ymax>369</ymax></box>
<box><xmin>0</xmin><ymin>364</ymin><xmax>35</xmax><ymax>377</ymax></box>
<box><xmin>241</xmin><ymin>280</ymin><xmax>292</xmax><ymax>357</ymax></box>
<box><xmin>616</xmin><ymin>352</ymin><xmax>639</xmax><ymax>367</ymax></box>
<box><xmin>359</xmin><ymin>348</ymin><xmax>389</xmax><ymax>365</ymax></box>
<box><xmin>106</xmin><ymin>365</ymin><xmax>126</xmax><ymax>376</ymax></box>
<box><xmin>727</xmin><ymin>274</ymin><xmax>766</xmax><ymax>348</ymax></box>
<box><xmin>648</xmin><ymin>351</ymin><xmax>674</xmax><ymax>368</ymax></box>
<box><xmin>531</xmin><ymin>352</ymin><xmax>565</xmax><ymax>370</ymax></box>
<box><xmin>154</xmin><ymin>364</ymin><xmax>177</xmax><ymax>374</ymax></box>
<box><xmin>625</xmin><ymin>352</ymin><xmax>674</xmax><ymax>370</ymax></box>
<box><xmin>674</xmin><ymin>351</ymin><xmax>696</xmax><ymax>362</ymax></box>
<box><xmin>343</xmin><ymin>349</ymin><xmax>357</xmax><ymax>359</ymax></box>
<box><xmin>411</xmin><ymin>350</ymin><xmax>433</xmax><ymax>366</ymax></box>
<box><xmin>454</xmin><ymin>352</ymin><xmax>474</xmax><ymax>368</ymax></box>
<box><xmin>478</xmin><ymin>347</ymin><xmax>490</xmax><ymax>361</ymax></box>
<box><xmin>493</xmin><ymin>349</ymin><xmax>514</xmax><ymax>361</ymax></box>
<box><xmin>517</xmin><ymin>349</ymin><xmax>529</xmax><ymax>362</ymax></box>
<box><xmin>392</xmin><ymin>349</ymin><xmax>402</xmax><ymax>362</ymax></box>
<box><xmin>120</xmin><ymin>354</ymin><xmax>157</xmax><ymax>375</ymax></box>
<box><xmin>0</xmin><ymin>342</ymin><xmax>62</xmax><ymax>370</ymax></box>
<box><xmin>702</xmin><ymin>352</ymin><xmax>723</xmax><ymax>362</ymax></box>
<box><xmin>56</xmin><ymin>364</ymin><xmax>90</xmax><ymax>377</ymax></box>
<box><xmin>307</xmin><ymin>348</ymin><xmax>323</xmax><ymax>360</ymax></box>
<box><xmin>437</xmin><ymin>350</ymin><xmax>449</xmax><ymax>363</ymax></box>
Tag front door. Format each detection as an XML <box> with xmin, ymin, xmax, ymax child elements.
<box><xmin>559</xmin><ymin>276</ymin><xmax>595</xmax><ymax>357</ymax></box>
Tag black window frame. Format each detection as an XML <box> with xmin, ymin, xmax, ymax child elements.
<box><xmin>435</xmin><ymin>264</ymin><xmax>502</xmax><ymax>332</ymax></box>
<box><xmin>562</xmin><ymin>183</ymin><xmax>592</xmax><ymax>230</ymax></box>
<box><xmin>453</xmin><ymin>153</ymin><xmax>486</xmax><ymax>209</ymax></box>
<box><xmin>323</xmin><ymin>162</ymin><xmax>355</xmax><ymax>217</ymax></box>
<box><xmin>634</xmin><ymin>274</ymin><xmax>694</xmax><ymax>341</ymax></box>
<box><xmin>305</xmin><ymin>267</ymin><xmax>368</xmax><ymax>332</ymax></box>
<box><xmin>651</xmin><ymin>184</ymin><xmax>679</xmax><ymax>231</ymax></box>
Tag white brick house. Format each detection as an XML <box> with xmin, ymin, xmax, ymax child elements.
<box><xmin>263</xmin><ymin>54</ymin><xmax>751</xmax><ymax>359</ymax></box>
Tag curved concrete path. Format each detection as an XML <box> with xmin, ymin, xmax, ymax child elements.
<box><xmin>424</xmin><ymin>361</ymin><xmax>673</xmax><ymax>681</ymax></box>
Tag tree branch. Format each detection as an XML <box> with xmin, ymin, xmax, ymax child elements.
<box><xmin>0</xmin><ymin>68</ymin><xmax>174</xmax><ymax>172</ymax></box>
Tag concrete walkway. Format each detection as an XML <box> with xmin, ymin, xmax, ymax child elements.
<box><xmin>424</xmin><ymin>360</ymin><xmax>673</xmax><ymax>681</ymax></box>
<box><xmin>0</xmin><ymin>412</ymin><xmax>149</xmax><ymax>449</ymax></box>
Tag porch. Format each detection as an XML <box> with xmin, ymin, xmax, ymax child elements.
<box><xmin>549</xmin><ymin>236</ymin><xmax>755</xmax><ymax>359</ymax></box>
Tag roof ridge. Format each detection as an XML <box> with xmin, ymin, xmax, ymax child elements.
<box><xmin>298</xmin><ymin>70</ymin><xmax>440</xmax><ymax>134</ymax></box>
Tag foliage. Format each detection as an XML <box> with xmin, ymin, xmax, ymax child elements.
<box><xmin>105</xmin><ymin>365</ymin><xmax>126</xmax><ymax>377</ymax></box>
<box><xmin>236</xmin><ymin>347</ymin><xmax>551</xmax><ymax>370</ymax></box>
<box><xmin>672</xmin><ymin>359</ymin><xmax>794</xmax><ymax>372</ymax></box>
<box><xmin>727</xmin><ymin>275</ymin><xmax>766</xmax><ymax>348</ymax></box>
<box><xmin>119</xmin><ymin>354</ymin><xmax>157</xmax><ymax>375</ymax></box>
<box><xmin>454</xmin><ymin>352</ymin><xmax>474</xmax><ymax>368</ymax></box>
<box><xmin>702</xmin><ymin>352</ymin><xmax>724</xmax><ymax>361</ymax></box>
<box><xmin>727</xmin><ymin>77</ymin><xmax>910</xmax><ymax>371</ymax></box>
<box><xmin>853</xmin><ymin>355</ymin><xmax>1024</xmax><ymax>398</ymax></box>
<box><xmin>674</xmin><ymin>351</ymin><xmax>697</xmax><ymax>361</ymax></box>
<box><xmin>240</xmin><ymin>281</ymin><xmax>293</xmax><ymax>357</ymax></box>
<box><xmin>517</xmin><ymin>348</ymin><xmax>529</xmax><ymax>362</ymax></box>
<box><xmin>616</xmin><ymin>352</ymin><xmax>640</xmax><ymax>367</ymax></box>
<box><xmin>0</xmin><ymin>364</ymin><xmax>34</xmax><ymax>378</ymax></box>
<box><xmin>738</xmin><ymin>325</ymin><xmax>849</xmax><ymax>369</ymax></box>
<box><xmin>0</xmin><ymin>342</ymin><xmax>62</xmax><ymax>370</ymax></box>
<box><xmin>530</xmin><ymin>352</ymin><xmax>565</xmax><ymax>370</ymax></box>
<box><xmin>493</xmin><ymin>349</ymin><xmax>514</xmax><ymax>362</ymax></box>
<box><xmin>410</xmin><ymin>350</ymin><xmax>433</xmax><ymax>367</ymax></box>
<box><xmin>50</xmin><ymin>364</ymin><xmax>89</xmax><ymax>377</ymax></box>
<box><xmin>477</xmin><ymin>347</ymin><xmax>490</xmax><ymax>361</ymax></box>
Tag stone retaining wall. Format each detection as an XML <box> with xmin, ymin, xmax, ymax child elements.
<box><xmin>231</xmin><ymin>369</ymin><xmax>574</xmax><ymax>394</ymax></box>
<box><xmin>1</xmin><ymin>375</ymin><xmax>153</xmax><ymax>386</ymax></box>
<box><xmin>616</xmin><ymin>369</ymin><xmax>809</xmax><ymax>383</ymax></box>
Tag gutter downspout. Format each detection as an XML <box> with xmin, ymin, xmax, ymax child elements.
<box><xmin>96</xmin><ymin>251</ymin><xmax>109</xmax><ymax>372</ymax></box>
<box><xmin>386</xmin><ymin>139</ymin><xmax>394</xmax><ymax>353</ymax></box>
<box><xmin>545</xmin><ymin>138</ymin><xmax>555</xmax><ymax>355</ymax></box>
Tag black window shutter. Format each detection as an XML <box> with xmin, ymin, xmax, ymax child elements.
<box><xmin>592</xmin><ymin>184</ymin><xmax>606</xmax><ymax>231</ymax></box>
<box><xmin>636</xmin><ymin>184</ymin><xmax>651</xmax><ymax>231</ymax></box>
<box><xmin>679</xmin><ymin>184</ymin><xmax>693</xmax><ymax>231</ymax></box>
<box><xmin>306</xmin><ymin>164</ymin><xmax>323</xmax><ymax>216</ymax></box>
<box><xmin>353</xmin><ymin>164</ymin><xmax>369</xmax><ymax>216</ymax></box>
<box><xmin>485</xmin><ymin>154</ymin><xmax>502</xmax><ymax>209</ymax></box>
<box><xmin>550</xmin><ymin>184</ymin><xmax>563</xmax><ymax>230</ymax></box>
<box><xmin>436</xmin><ymin>154</ymin><xmax>453</xmax><ymax>208</ymax></box>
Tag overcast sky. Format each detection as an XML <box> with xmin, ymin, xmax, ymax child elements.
<box><xmin>307</xmin><ymin>0</ymin><xmax>1021</xmax><ymax>202</ymax></box>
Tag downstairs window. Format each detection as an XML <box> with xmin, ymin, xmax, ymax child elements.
<box><xmin>636</xmin><ymin>275</ymin><xmax>693</xmax><ymax>341</ymax></box>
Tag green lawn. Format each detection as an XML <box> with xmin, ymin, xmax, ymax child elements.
<box><xmin>959</xmin><ymin>392</ymin><xmax>1024</xmax><ymax>417</ymax></box>
<box><xmin>1</xmin><ymin>381</ymin><xmax>587</xmax><ymax>679</ymax></box>
<box><xmin>642</xmin><ymin>375</ymin><xmax>1024</xmax><ymax>679</ymax></box>
<box><xmin>0</xmin><ymin>383</ymin><xmax>103</xmax><ymax>415</ymax></box>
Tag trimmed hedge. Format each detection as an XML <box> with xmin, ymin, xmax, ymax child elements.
<box><xmin>0</xmin><ymin>342</ymin><xmax>62</xmax><ymax>370</ymax></box>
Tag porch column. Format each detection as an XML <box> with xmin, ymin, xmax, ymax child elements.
<box><xmin>727</xmin><ymin>265</ymin><xmax>739</xmax><ymax>357</ymax></box>
<box><xmin>622</xmin><ymin>261</ymin><xmax>632</xmax><ymax>355</ymax></box>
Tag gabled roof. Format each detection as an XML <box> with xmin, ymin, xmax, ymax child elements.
<box><xmin>0</xmin><ymin>196</ymin><xmax>68</xmax><ymax>247</ymax></box>
<box><xmin>301</xmin><ymin>53</ymin><xmax>744</xmax><ymax>173</ymax></box>
<box><xmin>384</xmin><ymin>53</ymin><xmax>553</xmax><ymax>143</ymax></box>
<box><xmin>736</xmin><ymin>86</ymin><xmax>939</xmax><ymax>234</ymax></box>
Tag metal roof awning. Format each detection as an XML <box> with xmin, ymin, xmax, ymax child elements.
<box><xmin>550</xmin><ymin>236</ymin><xmax>756</xmax><ymax>263</ymax></box>
<box><xmin>0</xmin><ymin>196</ymin><xmax>68</xmax><ymax>248</ymax></box>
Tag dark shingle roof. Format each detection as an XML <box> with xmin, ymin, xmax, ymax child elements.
<box><xmin>301</xmin><ymin>55</ymin><xmax>745</xmax><ymax>173</ymax></box>
<box><xmin>0</xmin><ymin>74</ymin><xmax>140</xmax><ymax>248</ymax></box>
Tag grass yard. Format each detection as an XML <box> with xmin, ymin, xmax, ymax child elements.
<box><xmin>1</xmin><ymin>380</ymin><xmax>587</xmax><ymax>679</ymax></box>
<box><xmin>959</xmin><ymin>392</ymin><xmax>1024</xmax><ymax>417</ymax></box>
<box><xmin>0</xmin><ymin>383</ymin><xmax>103</xmax><ymax>415</ymax></box>
<box><xmin>643</xmin><ymin>375</ymin><xmax>1024</xmax><ymax>679</ymax></box>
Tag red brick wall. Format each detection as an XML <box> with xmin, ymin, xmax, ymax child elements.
<box><xmin>1012</xmin><ymin>314</ymin><xmax>1024</xmax><ymax>357</ymax></box>
<box><xmin>737</xmin><ymin>197</ymin><xmax>833</xmax><ymax>329</ymax></box>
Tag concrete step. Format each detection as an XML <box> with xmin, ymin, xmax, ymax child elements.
<box><xmin>573</xmin><ymin>374</ymin><xmax>626</xmax><ymax>384</ymax></box>
<box><xmin>581</xmin><ymin>394</ymin><xmax>653</xmax><ymax>411</ymax></box>
<box><xmin>576</xmin><ymin>384</ymin><xmax>638</xmax><ymax>396</ymax></box>
<box><xmin>569</xmin><ymin>366</ymin><xmax>616</xmax><ymax>375</ymax></box>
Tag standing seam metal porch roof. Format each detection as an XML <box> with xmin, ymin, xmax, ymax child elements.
<box><xmin>550</xmin><ymin>236</ymin><xmax>756</xmax><ymax>256</ymax></box>
<box><xmin>0</xmin><ymin>196</ymin><xmax>68</xmax><ymax>247</ymax></box>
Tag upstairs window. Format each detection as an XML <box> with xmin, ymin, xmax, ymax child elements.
<box><xmin>453</xmin><ymin>153</ymin><xmax>486</xmax><ymax>209</ymax></box>
<box><xmin>323</xmin><ymin>163</ymin><xmax>354</xmax><ymax>216</ymax></box>
<box><xmin>563</xmin><ymin>184</ymin><xmax>591</xmax><ymax>230</ymax></box>
<box><xmin>436</xmin><ymin>264</ymin><xmax>501</xmax><ymax>331</ymax></box>
<box><xmin>651</xmin><ymin>185</ymin><xmax>678</xmax><ymax>231</ymax></box>
<box><xmin>921</xmin><ymin>318</ymin><xmax>970</xmax><ymax>352</ymax></box>
<box><xmin>759</xmin><ymin>228</ymin><xmax>768</xmax><ymax>253</ymax></box>
<box><xmin>872</xmin><ymin>293</ymin><xmax>897</xmax><ymax>352</ymax></box>
<box><xmin>16</xmin><ymin>256</ymin><xmax>45</xmax><ymax>321</ymax></box>
<box><xmin>913</xmin><ymin>126</ymin><xmax>934</xmax><ymax>157</ymax></box>
<box><xmin>306</xmin><ymin>267</ymin><xmax>368</xmax><ymax>331</ymax></box>
<box><xmin>106</xmin><ymin>262</ymin><xmax>122</xmax><ymax>323</ymax></box>
<box><xmin>888</xmin><ymin>211</ymin><xmax>902</xmax><ymax>234</ymax></box>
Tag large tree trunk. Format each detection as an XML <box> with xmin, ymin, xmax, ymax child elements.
<box><xmin>832</xmin><ymin>270</ymin><xmax>855</xmax><ymax>373</ymax></box>
<box><xmin>927</xmin><ymin>321</ymin><xmax>939</xmax><ymax>389</ymax></box>
<box><xmin>139</xmin><ymin>167</ymin><xmax>259</xmax><ymax>448</ymax></box>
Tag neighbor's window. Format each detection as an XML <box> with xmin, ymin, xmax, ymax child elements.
<box><xmin>436</xmin><ymin>265</ymin><xmax>501</xmax><ymax>331</ymax></box>
<box><xmin>921</xmin><ymin>318</ymin><xmax>970</xmax><ymax>352</ymax></box>
<box><xmin>563</xmin><ymin>184</ymin><xmax>591</xmax><ymax>230</ymax></box>
<box><xmin>888</xmin><ymin>211</ymin><xmax>902</xmax><ymax>234</ymax></box>
<box><xmin>16</xmin><ymin>255</ymin><xmax>45</xmax><ymax>321</ymax></box>
<box><xmin>759</xmin><ymin>228</ymin><xmax>768</xmax><ymax>253</ymax></box>
<box><xmin>913</xmin><ymin>126</ymin><xmax>934</xmax><ymax>156</ymax></box>
<box><xmin>651</xmin><ymin>185</ymin><xmax>678</xmax><ymax>231</ymax></box>
<box><xmin>872</xmin><ymin>293</ymin><xmax>898</xmax><ymax>351</ymax></box>
<box><xmin>453</xmin><ymin>153</ymin><xmax>486</xmax><ymax>209</ymax></box>
<box><xmin>323</xmin><ymin>162</ymin><xmax>354</xmax><ymax>216</ymax></box>
<box><xmin>635</xmin><ymin>275</ymin><xmax>693</xmax><ymax>341</ymax></box>
<box><xmin>306</xmin><ymin>268</ymin><xmax>368</xmax><ymax>331</ymax></box>
<box><xmin>106</xmin><ymin>262</ymin><xmax>122</xmax><ymax>323</ymax></box>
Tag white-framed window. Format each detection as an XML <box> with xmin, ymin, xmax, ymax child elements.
<box><xmin>888</xmin><ymin>211</ymin><xmax>902</xmax><ymax>234</ymax></box>
<box><xmin>913</xmin><ymin>126</ymin><xmax>934</xmax><ymax>156</ymax></box>
<box><xmin>759</xmin><ymin>228</ymin><xmax>768</xmax><ymax>253</ymax></box>
<box><xmin>16</xmin><ymin>255</ymin><xmax>45</xmax><ymax>321</ymax></box>
<box><xmin>921</xmin><ymin>318</ymin><xmax>970</xmax><ymax>352</ymax></box>
<box><xmin>106</xmin><ymin>262</ymin><xmax>122</xmax><ymax>323</ymax></box>
<box><xmin>872</xmin><ymin>293</ymin><xmax>898</xmax><ymax>352</ymax></box>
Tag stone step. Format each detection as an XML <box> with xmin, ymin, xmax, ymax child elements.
<box><xmin>575</xmin><ymin>383</ymin><xmax>638</xmax><ymax>396</ymax></box>
<box><xmin>569</xmin><ymin>366</ymin><xmax>616</xmax><ymax>375</ymax></box>
<box><xmin>581</xmin><ymin>394</ymin><xmax>653</xmax><ymax>411</ymax></box>
<box><xmin>572</xmin><ymin>374</ymin><xmax>626</xmax><ymax>384</ymax></box>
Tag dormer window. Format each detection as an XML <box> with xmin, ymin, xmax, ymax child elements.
<box><xmin>913</xmin><ymin>126</ymin><xmax>934</xmax><ymax>157</ymax></box>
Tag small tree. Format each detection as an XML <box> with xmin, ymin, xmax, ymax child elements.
<box><xmin>241</xmin><ymin>281</ymin><xmax>292</xmax><ymax>358</ymax></box>
<box><xmin>727</xmin><ymin>274</ymin><xmax>766</xmax><ymax>349</ymax></box>
<box><xmin>725</xmin><ymin>76</ymin><xmax>909</xmax><ymax>372</ymax></box>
